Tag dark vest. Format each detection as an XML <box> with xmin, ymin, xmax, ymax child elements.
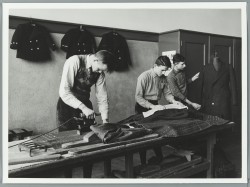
<box><xmin>72</xmin><ymin>59</ymin><xmax>100</xmax><ymax>102</ymax></box>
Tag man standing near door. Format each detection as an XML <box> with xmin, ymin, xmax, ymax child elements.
<box><xmin>167</xmin><ymin>53</ymin><xmax>201</xmax><ymax>110</ymax></box>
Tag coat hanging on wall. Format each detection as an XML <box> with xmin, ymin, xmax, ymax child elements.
<box><xmin>61</xmin><ymin>26</ymin><xmax>96</xmax><ymax>59</ymax></box>
<box><xmin>98</xmin><ymin>31</ymin><xmax>132</xmax><ymax>71</ymax></box>
<box><xmin>200</xmin><ymin>57</ymin><xmax>238</xmax><ymax>120</ymax></box>
<box><xmin>10</xmin><ymin>22</ymin><xmax>57</xmax><ymax>62</ymax></box>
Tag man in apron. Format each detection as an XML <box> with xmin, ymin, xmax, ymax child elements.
<box><xmin>57</xmin><ymin>50</ymin><xmax>115</xmax><ymax>132</ymax></box>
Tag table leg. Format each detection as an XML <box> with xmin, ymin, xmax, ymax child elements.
<box><xmin>83</xmin><ymin>163</ymin><xmax>93</xmax><ymax>178</ymax></box>
<box><xmin>104</xmin><ymin>159</ymin><xmax>112</xmax><ymax>178</ymax></box>
<box><xmin>64</xmin><ymin>168</ymin><xmax>73</xmax><ymax>178</ymax></box>
<box><xmin>206</xmin><ymin>133</ymin><xmax>216</xmax><ymax>178</ymax></box>
<box><xmin>139</xmin><ymin>150</ymin><xmax>147</xmax><ymax>165</ymax></box>
<box><xmin>125</xmin><ymin>153</ymin><xmax>134</xmax><ymax>178</ymax></box>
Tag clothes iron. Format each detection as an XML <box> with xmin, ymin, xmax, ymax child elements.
<box><xmin>76</xmin><ymin>112</ymin><xmax>101</xmax><ymax>134</ymax></box>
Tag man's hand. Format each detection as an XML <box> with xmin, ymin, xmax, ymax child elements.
<box><xmin>151</xmin><ymin>105</ymin><xmax>165</xmax><ymax>111</ymax></box>
<box><xmin>191</xmin><ymin>72</ymin><xmax>200</xmax><ymax>82</ymax></box>
<box><xmin>191</xmin><ymin>103</ymin><xmax>201</xmax><ymax>110</ymax></box>
<box><xmin>79</xmin><ymin>104</ymin><xmax>95</xmax><ymax>119</ymax></box>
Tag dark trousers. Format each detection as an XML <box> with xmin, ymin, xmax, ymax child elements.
<box><xmin>57</xmin><ymin>97</ymin><xmax>93</xmax><ymax>176</ymax></box>
<box><xmin>135</xmin><ymin>100</ymin><xmax>163</xmax><ymax>165</ymax></box>
<box><xmin>56</xmin><ymin>97</ymin><xmax>93</xmax><ymax>132</ymax></box>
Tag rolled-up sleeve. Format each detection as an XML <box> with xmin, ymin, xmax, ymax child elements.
<box><xmin>135</xmin><ymin>74</ymin><xmax>154</xmax><ymax>109</ymax></box>
<box><xmin>59</xmin><ymin>56</ymin><xmax>82</xmax><ymax>109</ymax></box>
<box><xmin>95</xmin><ymin>72</ymin><xmax>109</xmax><ymax>120</ymax></box>
<box><xmin>163</xmin><ymin>83</ymin><xmax>175</xmax><ymax>103</ymax></box>
<box><xmin>167</xmin><ymin>74</ymin><xmax>186</xmax><ymax>101</ymax></box>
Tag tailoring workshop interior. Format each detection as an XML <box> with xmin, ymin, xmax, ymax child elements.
<box><xmin>5</xmin><ymin>4</ymin><xmax>245</xmax><ymax>181</ymax></box>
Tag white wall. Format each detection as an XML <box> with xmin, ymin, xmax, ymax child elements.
<box><xmin>8</xmin><ymin>31</ymin><xmax>159</xmax><ymax>134</ymax></box>
<box><xmin>7</xmin><ymin>6</ymin><xmax>242</xmax><ymax>134</ymax></box>
<box><xmin>9</xmin><ymin>9</ymin><xmax>241</xmax><ymax>37</ymax></box>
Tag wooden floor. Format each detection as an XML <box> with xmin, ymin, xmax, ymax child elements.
<box><xmin>71</xmin><ymin>127</ymin><xmax>242</xmax><ymax>178</ymax></box>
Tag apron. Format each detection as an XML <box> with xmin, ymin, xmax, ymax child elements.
<box><xmin>56</xmin><ymin>57</ymin><xmax>100</xmax><ymax>131</ymax></box>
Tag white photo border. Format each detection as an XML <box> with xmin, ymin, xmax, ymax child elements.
<box><xmin>2</xmin><ymin>2</ymin><xmax>248</xmax><ymax>184</ymax></box>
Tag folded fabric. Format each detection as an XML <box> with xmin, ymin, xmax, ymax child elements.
<box><xmin>90</xmin><ymin>122</ymin><xmax>152</xmax><ymax>143</ymax></box>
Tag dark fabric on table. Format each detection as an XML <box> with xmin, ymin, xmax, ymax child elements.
<box><xmin>90</xmin><ymin>122</ymin><xmax>152</xmax><ymax>143</ymax></box>
<box><xmin>116</xmin><ymin>108</ymin><xmax>229</xmax><ymax>137</ymax></box>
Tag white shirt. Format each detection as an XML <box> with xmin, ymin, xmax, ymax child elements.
<box><xmin>59</xmin><ymin>55</ymin><xmax>109</xmax><ymax>120</ymax></box>
<box><xmin>135</xmin><ymin>69</ymin><xmax>174</xmax><ymax>109</ymax></box>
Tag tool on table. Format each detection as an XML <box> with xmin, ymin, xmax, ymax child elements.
<box><xmin>9</xmin><ymin>112</ymin><xmax>101</xmax><ymax>157</ymax></box>
<box><xmin>18</xmin><ymin>141</ymin><xmax>49</xmax><ymax>157</ymax></box>
<box><xmin>75</xmin><ymin>112</ymin><xmax>101</xmax><ymax>133</ymax></box>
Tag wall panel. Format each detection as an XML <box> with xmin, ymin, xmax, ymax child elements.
<box><xmin>9</xmin><ymin>30</ymin><xmax>158</xmax><ymax>133</ymax></box>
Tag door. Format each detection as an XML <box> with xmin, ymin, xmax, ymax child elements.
<box><xmin>180</xmin><ymin>31</ymin><xmax>209</xmax><ymax>104</ymax></box>
<box><xmin>210</xmin><ymin>36</ymin><xmax>235</xmax><ymax>121</ymax></box>
<box><xmin>232</xmin><ymin>39</ymin><xmax>242</xmax><ymax>125</ymax></box>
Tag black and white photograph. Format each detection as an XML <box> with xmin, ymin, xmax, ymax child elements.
<box><xmin>2</xmin><ymin>2</ymin><xmax>248</xmax><ymax>184</ymax></box>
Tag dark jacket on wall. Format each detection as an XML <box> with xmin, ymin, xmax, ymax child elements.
<box><xmin>98</xmin><ymin>31</ymin><xmax>132</xmax><ymax>71</ymax></box>
<box><xmin>10</xmin><ymin>22</ymin><xmax>56</xmax><ymax>62</ymax></box>
<box><xmin>61</xmin><ymin>27</ymin><xmax>96</xmax><ymax>59</ymax></box>
<box><xmin>200</xmin><ymin>61</ymin><xmax>237</xmax><ymax>120</ymax></box>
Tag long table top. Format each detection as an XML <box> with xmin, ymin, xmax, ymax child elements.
<box><xmin>8</xmin><ymin>122</ymin><xmax>235</xmax><ymax>178</ymax></box>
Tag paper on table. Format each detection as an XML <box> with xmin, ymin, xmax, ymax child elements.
<box><xmin>142</xmin><ymin>104</ymin><xmax>188</xmax><ymax>118</ymax></box>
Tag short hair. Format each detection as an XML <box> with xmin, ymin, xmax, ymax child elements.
<box><xmin>155</xmin><ymin>56</ymin><xmax>171</xmax><ymax>68</ymax></box>
<box><xmin>95</xmin><ymin>50</ymin><xmax>115</xmax><ymax>73</ymax></box>
<box><xmin>173</xmin><ymin>54</ymin><xmax>185</xmax><ymax>64</ymax></box>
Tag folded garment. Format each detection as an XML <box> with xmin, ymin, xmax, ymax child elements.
<box><xmin>90</xmin><ymin>122</ymin><xmax>152</xmax><ymax>143</ymax></box>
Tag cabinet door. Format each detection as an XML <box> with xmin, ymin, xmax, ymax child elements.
<box><xmin>232</xmin><ymin>38</ymin><xmax>242</xmax><ymax>125</ymax></box>
<box><xmin>210</xmin><ymin>36</ymin><xmax>236</xmax><ymax>122</ymax></box>
<box><xmin>210</xmin><ymin>36</ymin><xmax>233</xmax><ymax>65</ymax></box>
<box><xmin>180</xmin><ymin>32</ymin><xmax>209</xmax><ymax>104</ymax></box>
<box><xmin>234</xmin><ymin>39</ymin><xmax>242</xmax><ymax>104</ymax></box>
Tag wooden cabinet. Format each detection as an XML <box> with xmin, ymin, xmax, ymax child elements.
<box><xmin>232</xmin><ymin>38</ymin><xmax>242</xmax><ymax>125</ymax></box>
<box><xmin>180</xmin><ymin>32</ymin><xmax>208</xmax><ymax>104</ymax></box>
<box><xmin>158</xmin><ymin>29</ymin><xmax>241</xmax><ymax>123</ymax></box>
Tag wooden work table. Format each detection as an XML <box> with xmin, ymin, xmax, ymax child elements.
<box><xmin>8</xmin><ymin>122</ymin><xmax>235</xmax><ymax>178</ymax></box>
